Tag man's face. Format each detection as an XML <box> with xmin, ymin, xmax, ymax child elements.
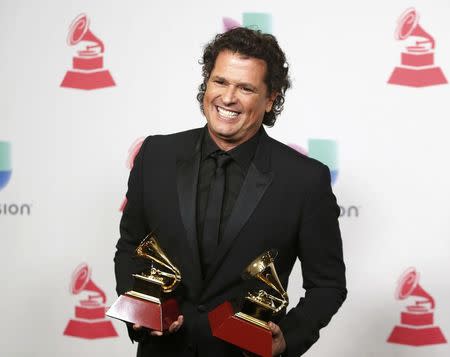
<box><xmin>203</xmin><ymin>50</ymin><xmax>276</xmax><ymax>150</ymax></box>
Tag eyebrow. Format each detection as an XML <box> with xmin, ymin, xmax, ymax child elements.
<box><xmin>210</xmin><ymin>75</ymin><xmax>258</xmax><ymax>91</ymax></box>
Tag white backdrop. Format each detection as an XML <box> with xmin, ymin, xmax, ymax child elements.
<box><xmin>1</xmin><ymin>0</ymin><xmax>449</xmax><ymax>356</ymax></box>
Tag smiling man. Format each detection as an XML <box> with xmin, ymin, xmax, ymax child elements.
<box><xmin>202</xmin><ymin>49</ymin><xmax>277</xmax><ymax>151</ymax></box>
<box><xmin>114</xmin><ymin>27</ymin><xmax>346</xmax><ymax>357</ymax></box>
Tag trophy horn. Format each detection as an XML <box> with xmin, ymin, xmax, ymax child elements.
<box><xmin>135</xmin><ymin>233</ymin><xmax>181</xmax><ymax>293</ymax></box>
<box><xmin>243</xmin><ymin>250</ymin><xmax>289</xmax><ymax>313</ymax></box>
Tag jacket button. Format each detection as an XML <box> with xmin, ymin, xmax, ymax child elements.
<box><xmin>197</xmin><ymin>305</ymin><xmax>206</xmax><ymax>312</ymax></box>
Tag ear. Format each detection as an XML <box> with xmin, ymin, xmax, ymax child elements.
<box><xmin>265</xmin><ymin>92</ymin><xmax>278</xmax><ymax>113</ymax></box>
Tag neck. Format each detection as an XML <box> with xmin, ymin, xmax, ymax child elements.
<box><xmin>207</xmin><ymin>127</ymin><xmax>261</xmax><ymax>152</ymax></box>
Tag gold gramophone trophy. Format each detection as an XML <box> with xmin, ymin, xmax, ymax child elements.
<box><xmin>107</xmin><ymin>233</ymin><xmax>181</xmax><ymax>332</ymax></box>
<box><xmin>208</xmin><ymin>250</ymin><xmax>288</xmax><ymax>357</ymax></box>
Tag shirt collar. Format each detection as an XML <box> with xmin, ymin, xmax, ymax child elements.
<box><xmin>202</xmin><ymin>128</ymin><xmax>221</xmax><ymax>159</ymax></box>
<box><xmin>201</xmin><ymin>127</ymin><xmax>261</xmax><ymax>171</ymax></box>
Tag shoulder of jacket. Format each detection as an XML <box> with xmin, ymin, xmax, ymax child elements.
<box><xmin>142</xmin><ymin>127</ymin><xmax>203</xmax><ymax>146</ymax></box>
<box><xmin>266</xmin><ymin>135</ymin><xmax>328</xmax><ymax>174</ymax></box>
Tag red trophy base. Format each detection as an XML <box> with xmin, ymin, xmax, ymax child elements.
<box><xmin>208</xmin><ymin>301</ymin><xmax>271</xmax><ymax>357</ymax></box>
<box><xmin>388</xmin><ymin>67</ymin><xmax>447</xmax><ymax>87</ymax></box>
<box><xmin>64</xmin><ymin>303</ymin><xmax>118</xmax><ymax>339</ymax></box>
<box><xmin>388</xmin><ymin>325</ymin><xmax>447</xmax><ymax>346</ymax></box>
<box><xmin>60</xmin><ymin>70</ymin><xmax>115</xmax><ymax>90</ymax></box>
<box><xmin>106</xmin><ymin>294</ymin><xmax>180</xmax><ymax>332</ymax></box>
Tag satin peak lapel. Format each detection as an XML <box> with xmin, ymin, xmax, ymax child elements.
<box><xmin>176</xmin><ymin>136</ymin><xmax>203</xmax><ymax>296</ymax></box>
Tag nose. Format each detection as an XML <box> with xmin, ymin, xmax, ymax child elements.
<box><xmin>222</xmin><ymin>85</ymin><xmax>237</xmax><ymax>105</ymax></box>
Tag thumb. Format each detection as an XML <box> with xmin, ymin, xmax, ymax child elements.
<box><xmin>268</xmin><ymin>322</ymin><xmax>281</xmax><ymax>336</ymax></box>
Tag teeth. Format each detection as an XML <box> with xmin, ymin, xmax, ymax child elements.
<box><xmin>217</xmin><ymin>107</ymin><xmax>239</xmax><ymax>118</ymax></box>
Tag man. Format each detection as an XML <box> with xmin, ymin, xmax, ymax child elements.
<box><xmin>114</xmin><ymin>27</ymin><xmax>346</xmax><ymax>357</ymax></box>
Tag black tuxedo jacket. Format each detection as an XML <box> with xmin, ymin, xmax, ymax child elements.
<box><xmin>114</xmin><ymin>127</ymin><xmax>346</xmax><ymax>357</ymax></box>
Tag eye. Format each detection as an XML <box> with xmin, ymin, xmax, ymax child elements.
<box><xmin>240</xmin><ymin>86</ymin><xmax>254</xmax><ymax>93</ymax></box>
<box><xmin>213</xmin><ymin>78</ymin><xmax>225</xmax><ymax>85</ymax></box>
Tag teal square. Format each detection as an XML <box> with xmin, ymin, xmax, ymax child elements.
<box><xmin>308</xmin><ymin>139</ymin><xmax>338</xmax><ymax>171</ymax></box>
<box><xmin>0</xmin><ymin>141</ymin><xmax>11</xmax><ymax>171</ymax></box>
<box><xmin>243</xmin><ymin>13</ymin><xmax>272</xmax><ymax>34</ymax></box>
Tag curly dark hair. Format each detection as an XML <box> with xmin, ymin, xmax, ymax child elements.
<box><xmin>197</xmin><ymin>27</ymin><xmax>291</xmax><ymax>127</ymax></box>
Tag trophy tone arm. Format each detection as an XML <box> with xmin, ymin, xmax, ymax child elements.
<box><xmin>135</xmin><ymin>234</ymin><xmax>182</xmax><ymax>293</ymax></box>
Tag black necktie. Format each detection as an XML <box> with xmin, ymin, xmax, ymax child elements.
<box><xmin>201</xmin><ymin>151</ymin><xmax>232</xmax><ymax>273</ymax></box>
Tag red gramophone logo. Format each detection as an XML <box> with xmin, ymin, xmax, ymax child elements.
<box><xmin>64</xmin><ymin>263</ymin><xmax>118</xmax><ymax>339</ymax></box>
<box><xmin>388</xmin><ymin>8</ymin><xmax>447</xmax><ymax>87</ymax></box>
<box><xmin>61</xmin><ymin>14</ymin><xmax>115</xmax><ymax>90</ymax></box>
<box><xmin>387</xmin><ymin>267</ymin><xmax>447</xmax><ymax>346</ymax></box>
<box><xmin>119</xmin><ymin>137</ymin><xmax>145</xmax><ymax>211</ymax></box>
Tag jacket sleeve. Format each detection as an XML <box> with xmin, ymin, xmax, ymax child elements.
<box><xmin>278</xmin><ymin>164</ymin><xmax>347</xmax><ymax>356</ymax></box>
<box><xmin>113</xmin><ymin>136</ymin><xmax>151</xmax><ymax>342</ymax></box>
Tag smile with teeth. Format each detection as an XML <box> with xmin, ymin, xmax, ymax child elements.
<box><xmin>217</xmin><ymin>106</ymin><xmax>239</xmax><ymax>119</ymax></box>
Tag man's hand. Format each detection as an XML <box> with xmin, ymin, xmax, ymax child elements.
<box><xmin>242</xmin><ymin>321</ymin><xmax>286</xmax><ymax>357</ymax></box>
<box><xmin>269</xmin><ymin>321</ymin><xmax>286</xmax><ymax>356</ymax></box>
<box><xmin>132</xmin><ymin>315</ymin><xmax>184</xmax><ymax>336</ymax></box>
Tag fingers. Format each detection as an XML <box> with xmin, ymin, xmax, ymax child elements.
<box><xmin>133</xmin><ymin>323</ymin><xmax>161</xmax><ymax>336</ymax></box>
<box><xmin>148</xmin><ymin>315</ymin><xmax>184</xmax><ymax>336</ymax></box>
<box><xmin>132</xmin><ymin>324</ymin><xmax>142</xmax><ymax>331</ymax></box>
<box><xmin>269</xmin><ymin>322</ymin><xmax>286</xmax><ymax>356</ymax></box>
<box><xmin>168</xmin><ymin>315</ymin><xmax>184</xmax><ymax>333</ymax></box>
<box><xmin>131</xmin><ymin>316</ymin><xmax>186</xmax><ymax>336</ymax></box>
<box><xmin>268</xmin><ymin>321</ymin><xmax>281</xmax><ymax>337</ymax></box>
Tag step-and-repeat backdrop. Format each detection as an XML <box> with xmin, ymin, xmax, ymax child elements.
<box><xmin>1</xmin><ymin>0</ymin><xmax>449</xmax><ymax>356</ymax></box>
